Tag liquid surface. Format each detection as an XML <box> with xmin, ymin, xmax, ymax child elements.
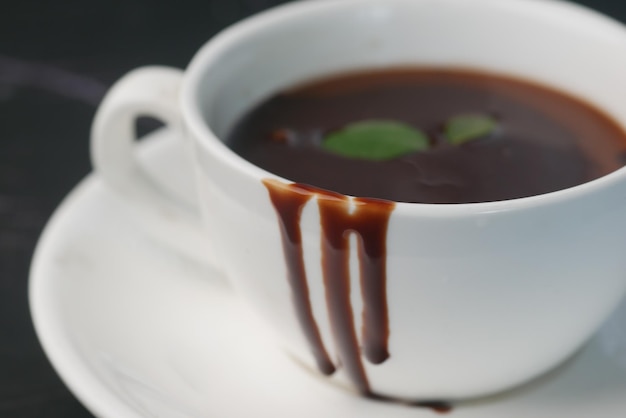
<box><xmin>229</xmin><ymin>68</ymin><xmax>626</xmax><ymax>204</ymax></box>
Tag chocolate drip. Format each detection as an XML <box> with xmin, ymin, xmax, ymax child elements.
<box><xmin>263</xmin><ymin>180</ymin><xmax>395</xmax><ymax>396</ymax></box>
<box><xmin>354</xmin><ymin>197</ymin><xmax>393</xmax><ymax>365</ymax></box>
<box><xmin>315</xmin><ymin>189</ymin><xmax>395</xmax><ymax>393</ymax></box>
<box><xmin>419</xmin><ymin>402</ymin><xmax>453</xmax><ymax>414</ymax></box>
<box><xmin>316</xmin><ymin>190</ymin><xmax>371</xmax><ymax>394</ymax></box>
<box><xmin>263</xmin><ymin>179</ymin><xmax>336</xmax><ymax>375</ymax></box>
<box><xmin>367</xmin><ymin>392</ymin><xmax>453</xmax><ymax>414</ymax></box>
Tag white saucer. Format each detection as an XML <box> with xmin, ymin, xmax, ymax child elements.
<box><xmin>30</xmin><ymin>129</ymin><xmax>626</xmax><ymax>417</ymax></box>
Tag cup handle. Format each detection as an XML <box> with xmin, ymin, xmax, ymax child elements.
<box><xmin>91</xmin><ymin>66</ymin><xmax>218</xmax><ymax>268</ymax></box>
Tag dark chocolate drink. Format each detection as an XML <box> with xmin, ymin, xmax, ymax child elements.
<box><xmin>227</xmin><ymin>68</ymin><xmax>626</xmax><ymax>204</ymax></box>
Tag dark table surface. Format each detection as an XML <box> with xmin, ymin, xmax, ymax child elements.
<box><xmin>1</xmin><ymin>0</ymin><xmax>625</xmax><ymax>416</ymax></box>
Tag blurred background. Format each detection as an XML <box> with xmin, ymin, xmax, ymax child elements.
<box><xmin>0</xmin><ymin>0</ymin><xmax>624</xmax><ymax>416</ymax></box>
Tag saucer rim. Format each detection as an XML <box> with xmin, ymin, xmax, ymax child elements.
<box><xmin>30</xmin><ymin>174</ymin><xmax>144</xmax><ymax>418</ymax></box>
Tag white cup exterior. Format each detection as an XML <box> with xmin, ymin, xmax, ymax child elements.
<box><xmin>96</xmin><ymin>0</ymin><xmax>626</xmax><ymax>400</ymax></box>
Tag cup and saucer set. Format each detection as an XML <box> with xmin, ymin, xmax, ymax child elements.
<box><xmin>30</xmin><ymin>0</ymin><xmax>626</xmax><ymax>416</ymax></box>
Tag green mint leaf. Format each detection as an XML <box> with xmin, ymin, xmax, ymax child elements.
<box><xmin>322</xmin><ymin>120</ymin><xmax>429</xmax><ymax>161</ymax></box>
<box><xmin>445</xmin><ymin>114</ymin><xmax>498</xmax><ymax>145</ymax></box>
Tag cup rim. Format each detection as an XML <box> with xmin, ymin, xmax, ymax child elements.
<box><xmin>181</xmin><ymin>0</ymin><xmax>626</xmax><ymax>217</ymax></box>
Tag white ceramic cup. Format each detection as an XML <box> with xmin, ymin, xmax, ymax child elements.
<box><xmin>91</xmin><ymin>0</ymin><xmax>626</xmax><ymax>401</ymax></box>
